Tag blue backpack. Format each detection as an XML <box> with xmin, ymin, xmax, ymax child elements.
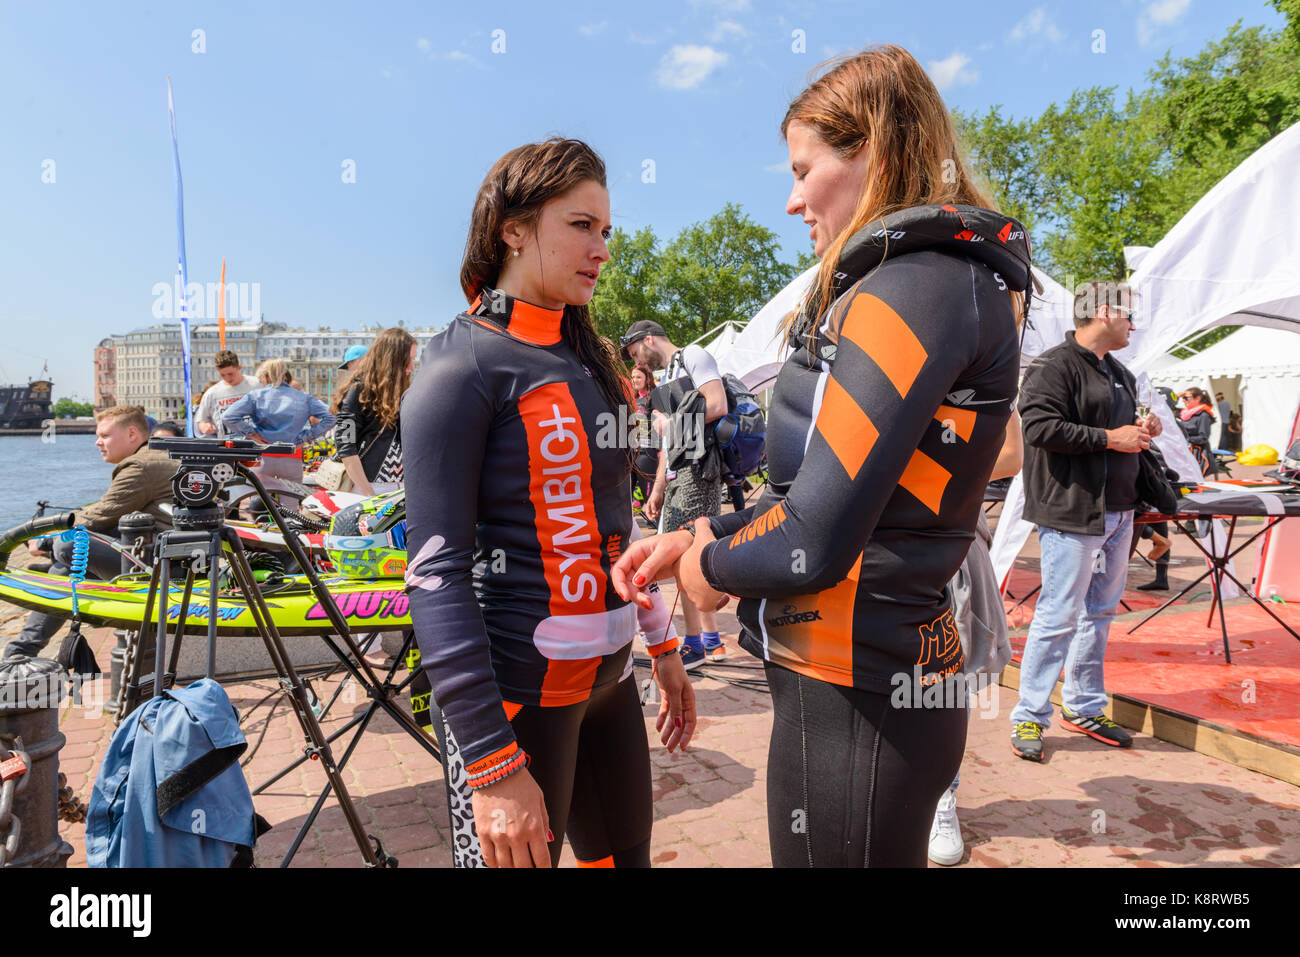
<box><xmin>654</xmin><ymin>352</ymin><xmax>767</xmax><ymax>481</ymax></box>
<box><xmin>712</xmin><ymin>374</ymin><xmax>766</xmax><ymax>480</ymax></box>
<box><xmin>86</xmin><ymin>679</ymin><xmax>270</xmax><ymax>867</ymax></box>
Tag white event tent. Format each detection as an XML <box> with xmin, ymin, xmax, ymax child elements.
<box><xmin>1146</xmin><ymin>327</ymin><xmax>1300</xmax><ymax>452</ymax></box>
<box><xmin>990</xmin><ymin>120</ymin><xmax>1300</xmax><ymax>590</ymax></box>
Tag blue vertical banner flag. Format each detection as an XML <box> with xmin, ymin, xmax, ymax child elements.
<box><xmin>167</xmin><ymin>77</ymin><xmax>195</xmax><ymax>437</ymax></box>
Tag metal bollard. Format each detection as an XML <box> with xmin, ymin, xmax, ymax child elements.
<box><xmin>0</xmin><ymin>656</ymin><xmax>72</xmax><ymax>868</ymax></box>
<box><xmin>109</xmin><ymin>513</ymin><xmax>155</xmax><ymax>716</ymax></box>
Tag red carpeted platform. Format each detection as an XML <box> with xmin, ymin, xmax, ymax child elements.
<box><xmin>1009</xmin><ymin>600</ymin><xmax>1300</xmax><ymax>750</ymax></box>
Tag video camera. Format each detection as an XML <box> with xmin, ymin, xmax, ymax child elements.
<box><xmin>149</xmin><ymin>436</ymin><xmax>295</xmax><ymax>517</ymax></box>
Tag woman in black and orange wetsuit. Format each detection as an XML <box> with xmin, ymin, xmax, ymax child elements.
<box><xmin>401</xmin><ymin>139</ymin><xmax>694</xmax><ymax>868</ymax></box>
<box><xmin>615</xmin><ymin>47</ymin><xmax>1033</xmax><ymax>867</ymax></box>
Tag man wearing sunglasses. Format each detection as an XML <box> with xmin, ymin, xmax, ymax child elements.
<box><xmin>1010</xmin><ymin>281</ymin><xmax>1161</xmax><ymax>761</ymax></box>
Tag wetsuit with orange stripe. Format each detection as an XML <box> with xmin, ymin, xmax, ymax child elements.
<box><xmin>401</xmin><ymin>288</ymin><xmax>676</xmax><ymax>867</ymax></box>
<box><xmin>698</xmin><ymin>205</ymin><xmax>1031</xmax><ymax>865</ymax></box>
<box><xmin>702</xmin><ymin>204</ymin><xmax>1029</xmax><ymax>691</ymax></box>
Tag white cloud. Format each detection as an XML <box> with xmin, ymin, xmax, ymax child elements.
<box><xmin>579</xmin><ymin>21</ymin><xmax>608</xmax><ymax>37</ymax></box>
<box><xmin>656</xmin><ymin>45</ymin><xmax>728</xmax><ymax>90</ymax></box>
<box><xmin>927</xmin><ymin>52</ymin><xmax>979</xmax><ymax>91</ymax></box>
<box><xmin>1138</xmin><ymin>0</ymin><xmax>1192</xmax><ymax>46</ymax></box>
<box><xmin>380</xmin><ymin>67</ymin><xmax>393</xmax><ymax>79</ymax></box>
<box><xmin>709</xmin><ymin>19</ymin><xmax>748</xmax><ymax>43</ymax></box>
<box><xmin>764</xmin><ymin>161</ymin><xmax>789</xmax><ymax>174</ymax></box>
<box><xmin>1009</xmin><ymin>7</ymin><xmax>1064</xmax><ymax>44</ymax></box>
<box><xmin>417</xmin><ymin>37</ymin><xmax>480</xmax><ymax>67</ymax></box>
<box><xmin>691</xmin><ymin>0</ymin><xmax>752</xmax><ymax>11</ymax></box>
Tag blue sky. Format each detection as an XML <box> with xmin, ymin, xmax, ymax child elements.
<box><xmin>0</xmin><ymin>0</ymin><xmax>1285</xmax><ymax>399</ymax></box>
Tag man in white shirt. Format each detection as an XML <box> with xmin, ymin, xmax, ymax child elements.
<box><xmin>196</xmin><ymin>350</ymin><xmax>257</xmax><ymax>437</ymax></box>
<box><xmin>622</xmin><ymin>320</ymin><xmax>729</xmax><ymax>669</ymax></box>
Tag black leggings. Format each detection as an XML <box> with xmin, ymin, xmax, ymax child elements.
<box><xmin>439</xmin><ymin>675</ymin><xmax>652</xmax><ymax>868</ymax></box>
<box><xmin>765</xmin><ymin>662</ymin><xmax>968</xmax><ymax>867</ymax></box>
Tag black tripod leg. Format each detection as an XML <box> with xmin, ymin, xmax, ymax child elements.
<box><xmin>280</xmin><ymin>700</ymin><xmax>383</xmax><ymax>866</ymax></box>
<box><xmin>207</xmin><ymin>529</ymin><xmax>221</xmax><ymax>679</ymax></box>
<box><xmin>221</xmin><ymin>528</ymin><xmax>378</xmax><ymax>866</ymax></box>
<box><xmin>166</xmin><ymin>565</ymin><xmax>198</xmax><ymax>691</ymax></box>
<box><xmin>253</xmin><ymin>666</ymin><xmax>430</xmax><ymax>794</ymax></box>
<box><xmin>117</xmin><ymin>559</ymin><xmax>162</xmax><ymax>724</ymax></box>
<box><xmin>152</xmin><ymin>554</ymin><xmax>171</xmax><ymax>700</ymax></box>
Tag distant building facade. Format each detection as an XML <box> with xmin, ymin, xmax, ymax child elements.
<box><xmin>105</xmin><ymin>321</ymin><xmax>440</xmax><ymax>420</ymax></box>
<box><xmin>93</xmin><ymin>338</ymin><xmax>117</xmax><ymax>410</ymax></box>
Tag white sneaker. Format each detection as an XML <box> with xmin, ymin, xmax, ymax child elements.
<box><xmin>928</xmin><ymin>788</ymin><xmax>964</xmax><ymax>866</ymax></box>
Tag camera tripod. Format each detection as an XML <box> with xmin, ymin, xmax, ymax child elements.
<box><xmin>118</xmin><ymin>437</ymin><xmax>441</xmax><ymax>867</ymax></box>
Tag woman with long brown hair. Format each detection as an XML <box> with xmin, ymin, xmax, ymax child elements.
<box><xmin>401</xmin><ymin>138</ymin><xmax>694</xmax><ymax>868</ymax></box>
<box><xmin>615</xmin><ymin>46</ymin><xmax>1034</xmax><ymax>866</ymax></box>
<box><xmin>334</xmin><ymin>327</ymin><xmax>417</xmax><ymax>496</ymax></box>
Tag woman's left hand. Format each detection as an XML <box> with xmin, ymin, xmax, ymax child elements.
<box><xmin>654</xmin><ymin>651</ymin><xmax>696</xmax><ymax>752</ymax></box>
<box><xmin>678</xmin><ymin>517</ymin><xmax>726</xmax><ymax>610</ymax></box>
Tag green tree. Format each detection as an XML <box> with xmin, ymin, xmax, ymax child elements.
<box><xmin>51</xmin><ymin>398</ymin><xmax>94</xmax><ymax>418</ymax></box>
<box><xmin>589</xmin><ymin>226</ymin><xmax>664</xmax><ymax>344</ymax></box>
<box><xmin>955</xmin><ymin>7</ymin><xmax>1300</xmax><ymax>287</ymax></box>
<box><xmin>657</xmin><ymin>203</ymin><xmax>801</xmax><ymax>345</ymax></box>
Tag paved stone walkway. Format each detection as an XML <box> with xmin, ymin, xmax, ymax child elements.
<box><xmin>32</xmin><ymin>605</ymin><xmax>1300</xmax><ymax>869</ymax></box>
<box><xmin>4</xmin><ymin>477</ymin><xmax>1297</xmax><ymax>867</ymax></box>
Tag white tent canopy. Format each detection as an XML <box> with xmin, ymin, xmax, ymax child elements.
<box><xmin>714</xmin><ymin>263</ymin><xmax>816</xmax><ymax>391</ymax></box>
<box><xmin>991</xmin><ymin>120</ymin><xmax>1300</xmax><ymax>590</ymax></box>
<box><xmin>698</xmin><ymin>321</ymin><xmax>742</xmax><ymax>366</ymax></box>
<box><xmin>1123</xmin><ymin>120</ymin><xmax>1300</xmax><ymax>371</ymax></box>
<box><xmin>1018</xmin><ymin>267</ymin><xmax>1076</xmax><ymax>369</ymax></box>
<box><xmin>1148</xmin><ymin>326</ymin><xmax>1300</xmax><ymax>451</ymax></box>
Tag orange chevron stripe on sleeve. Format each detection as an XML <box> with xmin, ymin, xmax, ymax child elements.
<box><xmin>729</xmin><ymin>501</ymin><xmax>788</xmax><ymax>549</ymax></box>
<box><xmin>934</xmin><ymin>404</ymin><xmax>976</xmax><ymax>443</ymax></box>
<box><xmin>815</xmin><ymin>377</ymin><xmax>879</xmax><ymax>480</ymax></box>
<box><xmin>899</xmin><ymin>449</ymin><xmax>952</xmax><ymax>515</ymax></box>
<box><xmin>839</xmin><ymin>294</ymin><xmax>927</xmax><ymax>397</ymax></box>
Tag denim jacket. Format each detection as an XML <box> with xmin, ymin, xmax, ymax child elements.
<box><xmin>222</xmin><ymin>384</ymin><xmax>335</xmax><ymax>447</ymax></box>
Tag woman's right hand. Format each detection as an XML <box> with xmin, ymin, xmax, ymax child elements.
<box><xmin>471</xmin><ymin>768</ymin><xmax>552</xmax><ymax>868</ymax></box>
<box><xmin>611</xmin><ymin>529</ymin><xmax>694</xmax><ymax>609</ymax></box>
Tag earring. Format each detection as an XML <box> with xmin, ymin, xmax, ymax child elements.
<box><xmin>512</xmin><ymin>248</ymin><xmax>520</xmax><ymax>257</ymax></box>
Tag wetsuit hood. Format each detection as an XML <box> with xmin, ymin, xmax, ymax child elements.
<box><xmin>803</xmin><ymin>203</ymin><xmax>1033</xmax><ymax>327</ymax></box>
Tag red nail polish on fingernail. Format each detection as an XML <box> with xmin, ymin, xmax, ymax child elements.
<box><xmin>547</xmin><ymin>829</ymin><xmax>555</xmax><ymax>842</ymax></box>
<box><xmin>675</xmin><ymin>717</ymin><xmax>682</xmax><ymax>728</ymax></box>
<box><xmin>634</xmin><ymin>574</ymin><xmax>645</xmax><ymax>585</ymax></box>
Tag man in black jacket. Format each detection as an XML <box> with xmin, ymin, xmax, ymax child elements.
<box><xmin>1009</xmin><ymin>282</ymin><xmax>1162</xmax><ymax>760</ymax></box>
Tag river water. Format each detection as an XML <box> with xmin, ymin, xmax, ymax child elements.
<box><xmin>0</xmin><ymin>434</ymin><xmax>115</xmax><ymax>530</ymax></box>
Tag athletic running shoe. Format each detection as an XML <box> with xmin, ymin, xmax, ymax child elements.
<box><xmin>1059</xmin><ymin>706</ymin><xmax>1133</xmax><ymax>748</ymax></box>
<box><xmin>1011</xmin><ymin>721</ymin><xmax>1046</xmax><ymax>762</ymax></box>
<box><xmin>928</xmin><ymin>788</ymin><xmax>963</xmax><ymax>866</ymax></box>
<box><xmin>679</xmin><ymin>644</ymin><xmax>707</xmax><ymax>671</ymax></box>
<box><xmin>702</xmin><ymin>635</ymin><xmax>727</xmax><ymax>662</ymax></box>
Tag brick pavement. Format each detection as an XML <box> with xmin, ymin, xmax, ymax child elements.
<box><xmin>4</xmin><ymin>500</ymin><xmax>1297</xmax><ymax>867</ymax></box>
<box><xmin>21</xmin><ymin>597</ymin><xmax>1297</xmax><ymax>869</ymax></box>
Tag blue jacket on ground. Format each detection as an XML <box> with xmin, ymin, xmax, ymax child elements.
<box><xmin>86</xmin><ymin>679</ymin><xmax>266</xmax><ymax>867</ymax></box>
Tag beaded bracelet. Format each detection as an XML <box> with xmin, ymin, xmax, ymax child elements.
<box><xmin>465</xmin><ymin>745</ymin><xmax>529</xmax><ymax>790</ymax></box>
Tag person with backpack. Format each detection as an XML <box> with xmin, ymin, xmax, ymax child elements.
<box><xmin>621</xmin><ymin>321</ymin><xmax>729</xmax><ymax>668</ymax></box>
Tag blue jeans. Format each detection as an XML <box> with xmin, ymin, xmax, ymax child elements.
<box><xmin>1011</xmin><ymin>510</ymin><xmax>1134</xmax><ymax>728</ymax></box>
